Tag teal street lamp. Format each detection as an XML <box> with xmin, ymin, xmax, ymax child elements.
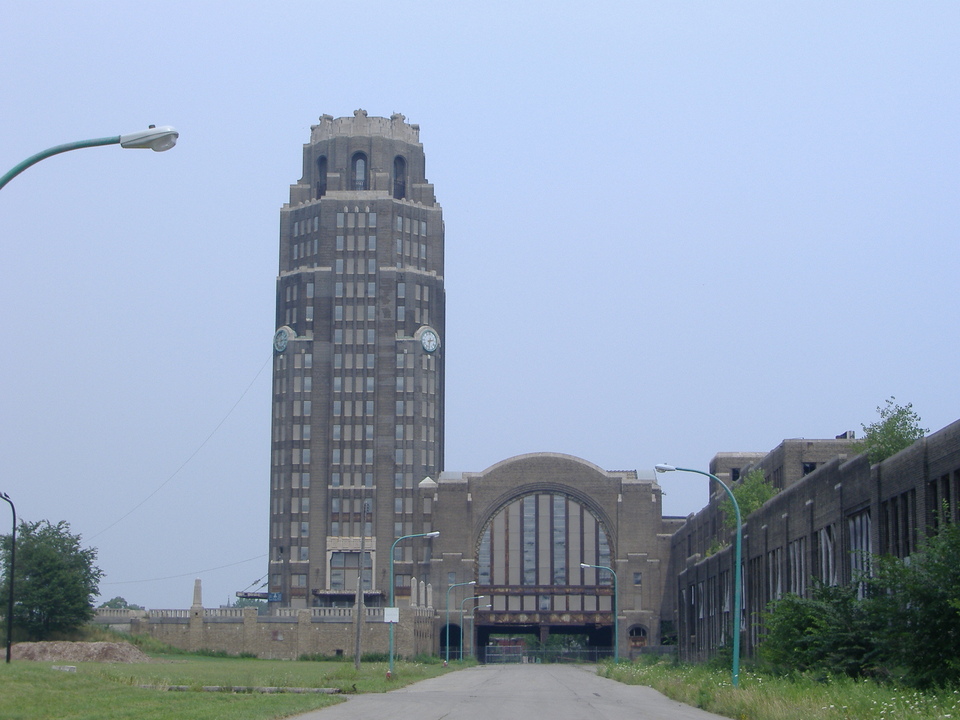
<box><xmin>445</xmin><ymin>579</ymin><xmax>476</xmax><ymax>662</ymax></box>
<box><xmin>0</xmin><ymin>126</ymin><xmax>179</xmax><ymax>191</ymax></box>
<box><xmin>581</xmin><ymin>562</ymin><xmax>619</xmax><ymax>662</ymax></box>
<box><xmin>656</xmin><ymin>464</ymin><xmax>743</xmax><ymax>687</ymax></box>
<box><xmin>458</xmin><ymin>595</ymin><xmax>484</xmax><ymax>661</ymax></box>
<box><xmin>465</xmin><ymin>604</ymin><xmax>491</xmax><ymax>660</ymax></box>
<box><xmin>0</xmin><ymin>492</ymin><xmax>15</xmax><ymax>664</ymax></box>
<box><xmin>388</xmin><ymin>530</ymin><xmax>439</xmax><ymax>675</ymax></box>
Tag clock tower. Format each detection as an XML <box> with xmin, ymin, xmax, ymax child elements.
<box><xmin>268</xmin><ymin>111</ymin><xmax>445</xmax><ymax>610</ymax></box>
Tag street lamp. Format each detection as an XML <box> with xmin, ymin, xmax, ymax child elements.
<box><xmin>581</xmin><ymin>562</ymin><xmax>619</xmax><ymax>662</ymax></box>
<box><xmin>0</xmin><ymin>126</ymin><xmax>179</xmax><ymax>191</ymax></box>
<box><xmin>0</xmin><ymin>492</ymin><xmax>15</xmax><ymax>664</ymax></box>
<box><xmin>656</xmin><ymin>464</ymin><xmax>742</xmax><ymax>687</ymax></box>
<box><xmin>445</xmin><ymin>579</ymin><xmax>476</xmax><ymax>662</ymax></box>
<box><xmin>459</xmin><ymin>595</ymin><xmax>484</xmax><ymax>661</ymax></box>
<box><xmin>0</xmin><ymin>128</ymin><xmax>176</xmax><ymax>663</ymax></box>
<box><xmin>388</xmin><ymin>530</ymin><xmax>439</xmax><ymax>675</ymax></box>
<box><xmin>465</xmin><ymin>604</ymin><xmax>491</xmax><ymax>660</ymax></box>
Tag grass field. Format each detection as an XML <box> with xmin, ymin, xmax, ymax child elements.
<box><xmin>601</xmin><ymin>658</ymin><xmax>960</xmax><ymax>720</ymax></box>
<box><xmin>0</xmin><ymin>652</ymin><xmax>460</xmax><ymax>720</ymax></box>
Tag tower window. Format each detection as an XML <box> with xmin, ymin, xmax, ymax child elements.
<box><xmin>352</xmin><ymin>153</ymin><xmax>368</xmax><ymax>191</ymax></box>
<box><xmin>393</xmin><ymin>156</ymin><xmax>406</xmax><ymax>199</ymax></box>
<box><xmin>316</xmin><ymin>156</ymin><xmax>327</xmax><ymax>198</ymax></box>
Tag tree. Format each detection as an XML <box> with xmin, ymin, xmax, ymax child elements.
<box><xmin>0</xmin><ymin>520</ymin><xmax>104</xmax><ymax>640</ymax></box>
<box><xmin>98</xmin><ymin>596</ymin><xmax>143</xmax><ymax>611</ymax></box>
<box><xmin>232</xmin><ymin>597</ymin><xmax>268</xmax><ymax>615</ymax></box>
<box><xmin>760</xmin><ymin>523</ymin><xmax>960</xmax><ymax>687</ymax></box>
<box><xmin>719</xmin><ymin>469</ymin><xmax>778</xmax><ymax>532</ymax></box>
<box><xmin>864</xmin><ymin>520</ymin><xmax>960</xmax><ymax>687</ymax></box>
<box><xmin>859</xmin><ymin>396</ymin><xmax>928</xmax><ymax>464</ymax></box>
<box><xmin>760</xmin><ymin>583</ymin><xmax>876</xmax><ymax>678</ymax></box>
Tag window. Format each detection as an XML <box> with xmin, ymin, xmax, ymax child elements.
<box><xmin>316</xmin><ymin>156</ymin><xmax>327</xmax><ymax>198</ymax></box>
<box><xmin>393</xmin><ymin>156</ymin><xmax>406</xmax><ymax>199</ymax></box>
<box><xmin>352</xmin><ymin>153</ymin><xmax>367</xmax><ymax>190</ymax></box>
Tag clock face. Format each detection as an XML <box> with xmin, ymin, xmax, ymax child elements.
<box><xmin>420</xmin><ymin>329</ymin><xmax>439</xmax><ymax>354</ymax></box>
<box><xmin>273</xmin><ymin>327</ymin><xmax>289</xmax><ymax>353</ymax></box>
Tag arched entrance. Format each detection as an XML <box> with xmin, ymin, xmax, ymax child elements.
<box><xmin>473</xmin><ymin>491</ymin><xmax>617</xmax><ymax>662</ymax></box>
<box><xmin>439</xmin><ymin>623</ymin><xmax>463</xmax><ymax>660</ymax></box>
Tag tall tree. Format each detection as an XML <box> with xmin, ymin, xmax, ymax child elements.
<box><xmin>860</xmin><ymin>397</ymin><xmax>928</xmax><ymax>463</ymax></box>
<box><xmin>0</xmin><ymin>520</ymin><xmax>104</xmax><ymax>640</ymax></box>
<box><xmin>98</xmin><ymin>596</ymin><xmax>143</xmax><ymax>611</ymax></box>
<box><xmin>719</xmin><ymin>469</ymin><xmax>778</xmax><ymax>532</ymax></box>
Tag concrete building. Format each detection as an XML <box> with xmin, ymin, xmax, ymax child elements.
<box><xmin>429</xmin><ymin>454</ymin><xmax>683</xmax><ymax>658</ymax></box>
<box><xmin>669</xmin><ymin>421</ymin><xmax>960</xmax><ymax>660</ymax></box>
<box><xmin>268</xmin><ymin>110</ymin><xmax>445</xmax><ymax>611</ymax></box>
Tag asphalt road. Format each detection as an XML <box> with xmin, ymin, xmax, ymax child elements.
<box><xmin>293</xmin><ymin>664</ymin><xmax>731</xmax><ymax>720</ymax></box>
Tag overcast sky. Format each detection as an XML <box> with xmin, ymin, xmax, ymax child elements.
<box><xmin>1</xmin><ymin>2</ymin><xmax>957</xmax><ymax>610</ymax></box>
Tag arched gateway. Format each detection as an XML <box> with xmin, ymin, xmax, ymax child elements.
<box><xmin>430</xmin><ymin>454</ymin><xmax>679</xmax><ymax>660</ymax></box>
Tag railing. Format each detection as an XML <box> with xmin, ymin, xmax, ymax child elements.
<box><xmin>483</xmin><ymin>647</ymin><xmax>614</xmax><ymax>664</ymax></box>
<box><xmin>273</xmin><ymin>607</ymin><xmax>386</xmax><ymax>619</ymax></box>
<box><xmin>205</xmin><ymin>608</ymin><xmax>244</xmax><ymax>618</ymax></box>
<box><xmin>149</xmin><ymin>609</ymin><xmax>190</xmax><ymax>618</ymax></box>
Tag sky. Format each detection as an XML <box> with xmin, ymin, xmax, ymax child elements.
<box><xmin>0</xmin><ymin>1</ymin><xmax>957</xmax><ymax>611</ymax></box>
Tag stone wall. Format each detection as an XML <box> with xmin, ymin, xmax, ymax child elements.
<box><xmin>94</xmin><ymin>605</ymin><xmax>435</xmax><ymax>661</ymax></box>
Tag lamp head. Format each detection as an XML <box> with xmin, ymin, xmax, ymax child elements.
<box><xmin>580</xmin><ymin>563</ymin><xmax>591</xmax><ymax>569</ymax></box>
<box><xmin>468</xmin><ymin>580</ymin><xmax>476</xmax><ymax>585</ymax></box>
<box><xmin>119</xmin><ymin>125</ymin><xmax>179</xmax><ymax>152</ymax></box>
<box><xmin>655</xmin><ymin>464</ymin><xmax>676</xmax><ymax>473</ymax></box>
<box><xmin>425</xmin><ymin>531</ymin><xmax>440</xmax><ymax>538</ymax></box>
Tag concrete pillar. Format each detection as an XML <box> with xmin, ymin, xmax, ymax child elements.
<box><xmin>189</xmin><ymin>578</ymin><xmax>203</xmax><ymax>651</ymax></box>
<box><xmin>243</xmin><ymin>606</ymin><xmax>258</xmax><ymax>656</ymax></box>
<box><xmin>296</xmin><ymin>609</ymin><xmax>312</xmax><ymax>659</ymax></box>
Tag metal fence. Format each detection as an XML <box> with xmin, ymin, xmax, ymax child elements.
<box><xmin>482</xmin><ymin>646</ymin><xmax>614</xmax><ymax>664</ymax></box>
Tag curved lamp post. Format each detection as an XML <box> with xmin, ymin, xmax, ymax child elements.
<box><xmin>0</xmin><ymin>126</ymin><xmax>179</xmax><ymax>191</ymax></box>
<box><xmin>458</xmin><ymin>595</ymin><xmax>484</xmax><ymax>661</ymax></box>
<box><xmin>655</xmin><ymin>464</ymin><xmax>742</xmax><ymax>687</ymax></box>
<box><xmin>581</xmin><ymin>562</ymin><xmax>618</xmax><ymax>662</ymax></box>
<box><xmin>0</xmin><ymin>492</ymin><xmax>15</xmax><ymax>663</ymax></box>
<box><xmin>445</xmin><ymin>579</ymin><xmax>475</xmax><ymax>662</ymax></box>
<box><xmin>388</xmin><ymin>530</ymin><xmax>439</xmax><ymax>675</ymax></box>
<box><xmin>465</xmin><ymin>603</ymin><xmax>491</xmax><ymax>660</ymax></box>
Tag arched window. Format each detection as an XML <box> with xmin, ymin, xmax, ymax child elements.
<box><xmin>393</xmin><ymin>156</ymin><xmax>406</xmax><ymax>199</ymax></box>
<box><xmin>352</xmin><ymin>152</ymin><xmax>367</xmax><ymax>191</ymax></box>
<box><xmin>316</xmin><ymin>156</ymin><xmax>327</xmax><ymax>198</ymax></box>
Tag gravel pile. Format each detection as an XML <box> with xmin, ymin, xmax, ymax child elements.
<box><xmin>12</xmin><ymin>641</ymin><xmax>151</xmax><ymax>663</ymax></box>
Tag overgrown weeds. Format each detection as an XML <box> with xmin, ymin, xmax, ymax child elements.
<box><xmin>601</xmin><ymin>657</ymin><xmax>960</xmax><ymax>720</ymax></box>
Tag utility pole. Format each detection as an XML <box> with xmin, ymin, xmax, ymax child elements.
<box><xmin>353</xmin><ymin>496</ymin><xmax>367</xmax><ymax>669</ymax></box>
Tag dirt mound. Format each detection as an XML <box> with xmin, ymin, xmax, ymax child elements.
<box><xmin>12</xmin><ymin>641</ymin><xmax>151</xmax><ymax>663</ymax></box>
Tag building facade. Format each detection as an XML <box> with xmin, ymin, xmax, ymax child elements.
<box><xmin>668</xmin><ymin>421</ymin><xmax>960</xmax><ymax>660</ymax></box>
<box><xmin>268</xmin><ymin>110</ymin><xmax>445</xmax><ymax>610</ymax></box>
<box><xmin>428</xmin><ymin>454</ymin><xmax>683</xmax><ymax>658</ymax></box>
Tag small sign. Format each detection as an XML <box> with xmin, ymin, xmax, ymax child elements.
<box><xmin>268</xmin><ymin>592</ymin><xmax>282</xmax><ymax>603</ymax></box>
<box><xmin>384</xmin><ymin>607</ymin><xmax>400</xmax><ymax>623</ymax></box>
